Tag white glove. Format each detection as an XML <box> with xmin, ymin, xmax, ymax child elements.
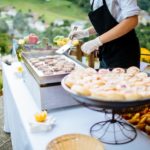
<box><xmin>81</xmin><ymin>37</ymin><xmax>103</xmax><ymax>55</ymax></box>
<box><xmin>69</xmin><ymin>29</ymin><xmax>89</xmax><ymax>39</ymax></box>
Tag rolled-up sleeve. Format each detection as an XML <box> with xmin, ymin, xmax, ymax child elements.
<box><xmin>118</xmin><ymin>0</ymin><xmax>140</xmax><ymax>19</ymax></box>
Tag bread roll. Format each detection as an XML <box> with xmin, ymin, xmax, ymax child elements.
<box><xmin>123</xmin><ymin>90</ymin><xmax>142</xmax><ymax>100</ymax></box>
<box><xmin>65</xmin><ymin>66</ymin><xmax>150</xmax><ymax>101</ymax></box>
<box><xmin>126</xmin><ymin>66</ymin><xmax>140</xmax><ymax>75</ymax></box>
<box><xmin>65</xmin><ymin>77</ymin><xmax>75</xmax><ymax>88</ymax></box>
<box><xmin>136</xmin><ymin>72</ymin><xmax>148</xmax><ymax>79</ymax></box>
<box><xmin>91</xmin><ymin>90</ymin><xmax>125</xmax><ymax>101</ymax></box>
<box><xmin>71</xmin><ymin>85</ymin><xmax>91</xmax><ymax>96</ymax></box>
<box><xmin>98</xmin><ymin>69</ymin><xmax>110</xmax><ymax>74</ymax></box>
<box><xmin>112</xmin><ymin>68</ymin><xmax>125</xmax><ymax>74</ymax></box>
<box><xmin>85</xmin><ymin>68</ymin><xmax>97</xmax><ymax>75</ymax></box>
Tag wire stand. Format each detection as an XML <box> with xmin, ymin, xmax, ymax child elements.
<box><xmin>90</xmin><ymin>112</ymin><xmax>137</xmax><ymax>145</ymax></box>
<box><xmin>61</xmin><ymin>81</ymin><xmax>150</xmax><ymax>145</ymax></box>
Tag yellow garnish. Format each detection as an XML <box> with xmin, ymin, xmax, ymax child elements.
<box><xmin>72</xmin><ymin>40</ymin><xmax>80</xmax><ymax>46</ymax></box>
<box><xmin>17</xmin><ymin>66</ymin><xmax>23</xmax><ymax>73</ymax></box>
<box><xmin>56</xmin><ymin>37</ymin><xmax>70</xmax><ymax>46</ymax></box>
<box><xmin>34</xmin><ymin>111</ymin><xmax>47</xmax><ymax>122</ymax></box>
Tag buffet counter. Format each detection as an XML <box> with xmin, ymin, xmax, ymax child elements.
<box><xmin>2</xmin><ymin>62</ymin><xmax>150</xmax><ymax>150</ymax></box>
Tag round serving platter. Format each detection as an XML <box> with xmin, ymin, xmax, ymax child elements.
<box><xmin>61</xmin><ymin>77</ymin><xmax>150</xmax><ymax>114</ymax></box>
<box><xmin>61</xmin><ymin>75</ymin><xmax>150</xmax><ymax>144</ymax></box>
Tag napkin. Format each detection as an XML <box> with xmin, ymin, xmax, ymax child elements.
<box><xmin>28</xmin><ymin>116</ymin><xmax>56</xmax><ymax>133</ymax></box>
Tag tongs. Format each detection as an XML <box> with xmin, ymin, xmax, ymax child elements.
<box><xmin>56</xmin><ymin>26</ymin><xmax>78</xmax><ymax>55</ymax></box>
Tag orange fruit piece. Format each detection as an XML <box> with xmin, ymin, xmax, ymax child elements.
<box><xmin>34</xmin><ymin>111</ymin><xmax>47</xmax><ymax>122</ymax></box>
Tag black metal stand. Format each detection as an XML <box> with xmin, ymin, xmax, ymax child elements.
<box><xmin>61</xmin><ymin>81</ymin><xmax>150</xmax><ymax>145</ymax></box>
<box><xmin>90</xmin><ymin>112</ymin><xmax>137</xmax><ymax>145</ymax></box>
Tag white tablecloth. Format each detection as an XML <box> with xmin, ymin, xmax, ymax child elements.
<box><xmin>2</xmin><ymin>62</ymin><xmax>150</xmax><ymax>150</ymax></box>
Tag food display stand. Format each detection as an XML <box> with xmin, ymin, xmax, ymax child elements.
<box><xmin>2</xmin><ymin>53</ymin><xmax>150</xmax><ymax>150</ymax></box>
<box><xmin>22</xmin><ymin>50</ymin><xmax>82</xmax><ymax>111</ymax></box>
<box><xmin>62</xmin><ymin>77</ymin><xmax>150</xmax><ymax>144</ymax></box>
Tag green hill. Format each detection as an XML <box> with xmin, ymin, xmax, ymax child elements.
<box><xmin>0</xmin><ymin>0</ymin><xmax>87</xmax><ymax>23</ymax></box>
<box><xmin>138</xmin><ymin>0</ymin><xmax>150</xmax><ymax>12</ymax></box>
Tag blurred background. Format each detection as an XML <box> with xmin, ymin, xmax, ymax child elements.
<box><xmin>0</xmin><ymin>0</ymin><xmax>150</xmax><ymax>93</ymax></box>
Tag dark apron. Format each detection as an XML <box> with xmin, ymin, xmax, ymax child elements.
<box><xmin>88</xmin><ymin>0</ymin><xmax>140</xmax><ymax>69</ymax></box>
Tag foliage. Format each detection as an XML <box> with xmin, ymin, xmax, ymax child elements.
<box><xmin>0</xmin><ymin>33</ymin><xmax>11</xmax><ymax>55</ymax></box>
<box><xmin>67</xmin><ymin>0</ymin><xmax>90</xmax><ymax>12</ymax></box>
<box><xmin>136</xmin><ymin>24</ymin><xmax>150</xmax><ymax>50</ymax></box>
<box><xmin>44</xmin><ymin>24</ymin><xmax>70</xmax><ymax>44</ymax></box>
<box><xmin>0</xmin><ymin>0</ymin><xmax>86</xmax><ymax>23</ymax></box>
<box><xmin>0</xmin><ymin>19</ymin><xmax>9</xmax><ymax>33</ymax></box>
<box><xmin>13</xmin><ymin>10</ymin><xmax>29</xmax><ymax>32</ymax></box>
<box><xmin>137</xmin><ymin>0</ymin><xmax>150</xmax><ymax>12</ymax></box>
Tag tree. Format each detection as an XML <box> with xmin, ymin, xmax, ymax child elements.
<box><xmin>136</xmin><ymin>24</ymin><xmax>150</xmax><ymax>50</ymax></box>
<box><xmin>13</xmin><ymin>10</ymin><xmax>28</xmax><ymax>33</ymax></box>
<box><xmin>0</xmin><ymin>33</ymin><xmax>11</xmax><ymax>55</ymax></box>
<box><xmin>137</xmin><ymin>0</ymin><xmax>150</xmax><ymax>13</ymax></box>
<box><xmin>0</xmin><ymin>19</ymin><xmax>9</xmax><ymax>33</ymax></box>
<box><xmin>67</xmin><ymin>0</ymin><xmax>90</xmax><ymax>12</ymax></box>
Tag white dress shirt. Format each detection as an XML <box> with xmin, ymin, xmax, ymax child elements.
<box><xmin>90</xmin><ymin>0</ymin><xmax>140</xmax><ymax>22</ymax></box>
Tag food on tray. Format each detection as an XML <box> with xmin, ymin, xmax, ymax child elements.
<box><xmin>34</xmin><ymin>110</ymin><xmax>47</xmax><ymax>122</ymax></box>
<box><xmin>29</xmin><ymin>55</ymin><xmax>75</xmax><ymax>76</ymax></box>
<box><xmin>91</xmin><ymin>90</ymin><xmax>125</xmax><ymax>101</ymax></box>
<box><xmin>71</xmin><ymin>85</ymin><xmax>91</xmax><ymax>96</ymax></box>
<box><xmin>123</xmin><ymin>108</ymin><xmax>150</xmax><ymax>135</ymax></box>
<box><xmin>126</xmin><ymin>66</ymin><xmax>140</xmax><ymax>75</ymax></box>
<box><xmin>65</xmin><ymin>66</ymin><xmax>150</xmax><ymax>101</ymax></box>
<box><xmin>112</xmin><ymin>67</ymin><xmax>125</xmax><ymax>74</ymax></box>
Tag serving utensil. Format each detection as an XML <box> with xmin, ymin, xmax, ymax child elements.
<box><xmin>56</xmin><ymin>26</ymin><xmax>78</xmax><ymax>54</ymax></box>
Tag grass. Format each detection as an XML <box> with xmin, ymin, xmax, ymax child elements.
<box><xmin>0</xmin><ymin>0</ymin><xmax>87</xmax><ymax>23</ymax></box>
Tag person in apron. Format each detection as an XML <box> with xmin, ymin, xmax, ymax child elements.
<box><xmin>70</xmin><ymin>0</ymin><xmax>140</xmax><ymax>69</ymax></box>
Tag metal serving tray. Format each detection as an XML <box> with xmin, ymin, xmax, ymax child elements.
<box><xmin>22</xmin><ymin>50</ymin><xmax>86</xmax><ymax>86</ymax></box>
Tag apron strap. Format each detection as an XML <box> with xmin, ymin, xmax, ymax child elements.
<box><xmin>102</xmin><ymin>0</ymin><xmax>106</xmax><ymax>6</ymax></box>
<box><xmin>91</xmin><ymin>0</ymin><xmax>95</xmax><ymax>11</ymax></box>
<box><xmin>91</xmin><ymin>0</ymin><xmax>106</xmax><ymax>11</ymax></box>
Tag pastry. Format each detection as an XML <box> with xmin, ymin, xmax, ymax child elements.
<box><xmin>71</xmin><ymin>85</ymin><xmax>91</xmax><ymax>96</ymax></box>
<box><xmin>136</xmin><ymin>72</ymin><xmax>148</xmax><ymax>79</ymax></box>
<box><xmin>126</xmin><ymin>66</ymin><xmax>140</xmax><ymax>75</ymax></box>
<box><xmin>85</xmin><ymin>68</ymin><xmax>97</xmax><ymax>75</ymax></box>
<box><xmin>122</xmin><ymin>90</ymin><xmax>142</xmax><ymax>100</ymax></box>
<box><xmin>65</xmin><ymin>66</ymin><xmax>150</xmax><ymax>101</ymax></box>
<box><xmin>112</xmin><ymin>68</ymin><xmax>125</xmax><ymax>74</ymax></box>
<box><xmin>91</xmin><ymin>90</ymin><xmax>125</xmax><ymax>101</ymax></box>
<box><xmin>98</xmin><ymin>69</ymin><xmax>110</xmax><ymax>74</ymax></box>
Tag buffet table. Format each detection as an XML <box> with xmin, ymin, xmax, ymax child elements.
<box><xmin>2</xmin><ymin>62</ymin><xmax>150</xmax><ymax>150</ymax></box>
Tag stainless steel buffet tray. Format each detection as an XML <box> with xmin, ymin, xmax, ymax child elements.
<box><xmin>22</xmin><ymin>50</ymin><xmax>86</xmax><ymax>86</ymax></box>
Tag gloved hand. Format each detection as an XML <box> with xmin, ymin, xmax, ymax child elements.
<box><xmin>81</xmin><ymin>37</ymin><xmax>103</xmax><ymax>55</ymax></box>
<box><xmin>69</xmin><ymin>29</ymin><xmax>89</xmax><ymax>39</ymax></box>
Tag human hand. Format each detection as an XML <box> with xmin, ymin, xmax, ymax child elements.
<box><xmin>69</xmin><ymin>29</ymin><xmax>89</xmax><ymax>39</ymax></box>
<box><xmin>81</xmin><ymin>37</ymin><xmax>103</xmax><ymax>55</ymax></box>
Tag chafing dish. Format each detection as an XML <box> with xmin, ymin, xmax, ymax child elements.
<box><xmin>22</xmin><ymin>50</ymin><xmax>86</xmax><ymax>111</ymax></box>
